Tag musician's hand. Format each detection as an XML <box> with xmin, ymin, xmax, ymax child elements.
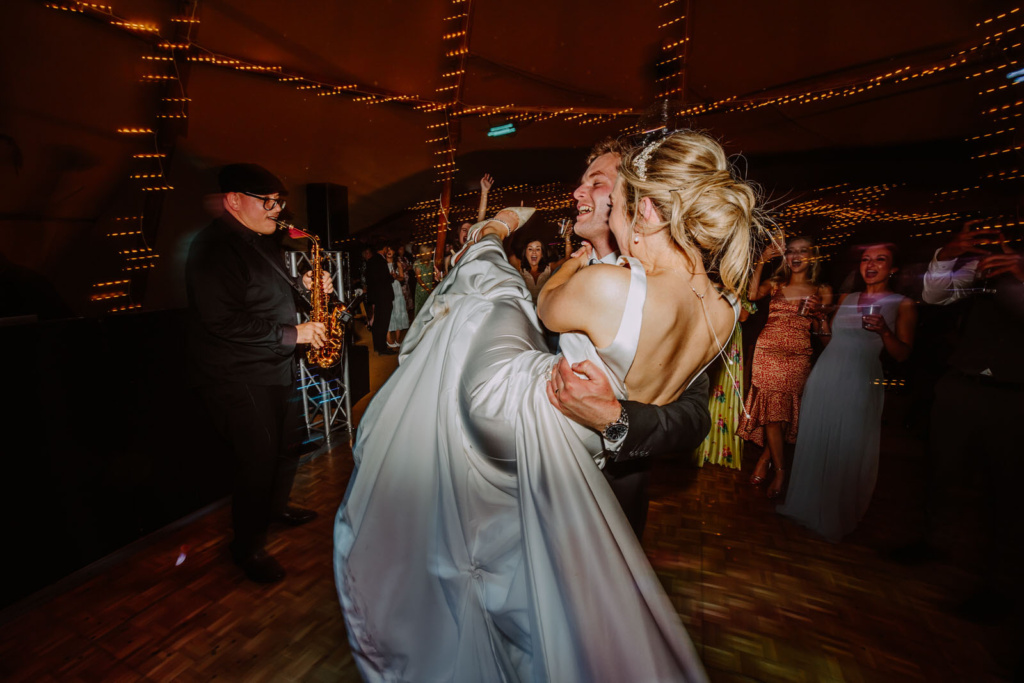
<box><xmin>296</xmin><ymin>321</ymin><xmax>328</xmax><ymax>349</ymax></box>
<box><xmin>301</xmin><ymin>270</ymin><xmax>335</xmax><ymax>294</ymax></box>
<box><xmin>546</xmin><ymin>358</ymin><xmax>621</xmax><ymax>432</ymax></box>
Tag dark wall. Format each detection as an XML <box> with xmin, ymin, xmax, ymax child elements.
<box><xmin>0</xmin><ymin>309</ymin><xmax>371</xmax><ymax>610</ymax></box>
<box><xmin>0</xmin><ymin>310</ymin><xmax>230</xmax><ymax>609</ymax></box>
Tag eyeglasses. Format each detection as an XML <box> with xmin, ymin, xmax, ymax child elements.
<box><xmin>241</xmin><ymin>192</ymin><xmax>286</xmax><ymax>211</ymax></box>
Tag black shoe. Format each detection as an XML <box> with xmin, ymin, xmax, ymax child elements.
<box><xmin>233</xmin><ymin>549</ymin><xmax>286</xmax><ymax>584</ymax></box>
<box><xmin>275</xmin><ymin>506</ymin><xmax>318</xmax><ymax>527</ymax></box>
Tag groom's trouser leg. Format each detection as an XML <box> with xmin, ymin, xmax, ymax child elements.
<box><xmin>602</xmin><ymin>459</ymin><xmax>651</xmax><ymax>539</ymax></box>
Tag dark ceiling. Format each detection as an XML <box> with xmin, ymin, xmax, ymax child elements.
<box><xmin>1</xmin><ymin>0</ymin><xmax>1020</xmax><ymax>313</ymax></box>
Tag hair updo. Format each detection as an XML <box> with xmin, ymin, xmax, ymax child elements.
<box><xmin>618</xmin><ymin>130</ymin><xmax>769</xmax><ymax>297</ymax></box>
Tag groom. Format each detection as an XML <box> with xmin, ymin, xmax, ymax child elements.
<box><xmin>547</xmin><ymin>138</ymin><xmax>712</xmax><ymax>538</ymax></box>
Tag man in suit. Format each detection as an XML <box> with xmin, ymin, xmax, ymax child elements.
<box><xmin>186</xmin><ymin>163</ymin><xmax>327</xmax><ymax>583</ymax></box>
<box><xmin>547</xmin><ymin>139</ymin><xmax>712</xmax><ymax>538</ymax></box>
<box><xmin>365</xmin><ymin>243</ymin><xmax>397</xmax><ymax>355</ymax></box>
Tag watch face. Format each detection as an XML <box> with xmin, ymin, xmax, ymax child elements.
<box><xmin>604</xmin><ymin>423</ymin><xmax>628</xmax><ymax>441</ymax></box>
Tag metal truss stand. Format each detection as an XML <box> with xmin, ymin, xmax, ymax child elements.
<box><xmin>287</xmin><ymin>249</ymin><xmax>354</xmax><ymax>452</ymax></box>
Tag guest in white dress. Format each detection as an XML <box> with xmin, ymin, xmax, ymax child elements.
<box><xmin>778</xmin><ymin>243</ymin><xmax>916</xmax><ymax>542</ymax></box>
<box><xmin>385</xmin><ymin>245</ymin><xmax>409</xmax><ymax>348</ymax></box>
<box><xmin>335</xmin><ymin>131</ymin><xmax>772</xmax><ymax>682</ymax></box>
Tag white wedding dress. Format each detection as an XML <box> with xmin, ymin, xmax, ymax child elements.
<box><xmin>334</xmin><ymin>235</ymin><xmax>709</xmax><ymax>682</ymax></box>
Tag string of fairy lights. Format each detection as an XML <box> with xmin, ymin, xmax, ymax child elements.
<box><xmin>38</xmin><ymin>0</ymin><xmax>1024</xmax><ymax>306</ymax></box>
<box><xmin>746</xmin><ymin>6</ymin><xmax>1024</xmax><ymax>265</ymax></box>
<box><xmin>655</xmin><ymin>0</ymin><xmax>688</xmax><ymax>100</ymax></box>
<box><xmin>917</xmin><ymin>6</ymin><xmax>1024</xmax><ymax>251</ymax></box>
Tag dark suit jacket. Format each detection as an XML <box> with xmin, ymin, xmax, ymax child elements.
<box><xmin>601</xmin><ymin>372</ymin><xmax>711</xmax><ymax>538</ymax></box>
<box><xmin>615</xmin><ymin>372</ymin><xmax>711</xmax><ymax>461</ymax></box>
<box><xmin>185</xmin><ymin>214</ymin><xmax>299</xmax><ymax>387</ymax></box>
<box><xmin>365</xmin><ymin>253</ymin><xmax>395</xmax><ymax>307</ymax></box>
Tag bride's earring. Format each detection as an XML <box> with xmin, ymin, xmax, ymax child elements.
<box><xmin>633</xmin><ymin>231</ymin><xmax>640</xmax><ymax>244</ymax></box>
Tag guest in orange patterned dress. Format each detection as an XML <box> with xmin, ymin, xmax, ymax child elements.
<box><xmin>738</xmin><ymin>236</ymin><xmax>832</xmax><ymax>499</ymax></box>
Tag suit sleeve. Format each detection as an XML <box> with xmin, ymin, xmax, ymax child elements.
<box><xmin>610</xmin><ymin>372</ymin><xmax>711</xmax><ymax>462</ymax></box>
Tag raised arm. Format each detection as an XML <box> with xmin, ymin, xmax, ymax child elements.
<box><xmin>543</xmin><ymin>229</ymin><xmax>575</xmax><ymax>273</ymax></box>
<box><xmin>748</xmin><ymin>242</ymin><xmax>781</xmax><ymax>301</ymax></box>
<box><xmin>477</xmin><ymin>173</ymin><xmax>494</xmax><ymax>222</ymax></box>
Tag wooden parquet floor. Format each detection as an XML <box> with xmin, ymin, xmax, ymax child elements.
<box><xmin>0</xmin><ymin>344</ymin><xmax>1017</xmax><ymax>681</ymax></box>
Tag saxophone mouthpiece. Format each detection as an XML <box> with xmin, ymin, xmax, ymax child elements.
<box><xmin>271</xmin><ymin>217</ymin><xmax>312</xmax><ymax>241</ymax></box>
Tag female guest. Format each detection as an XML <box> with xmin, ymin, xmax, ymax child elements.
<box><xmin>411</xmin><ymin>244</ymin><xmax>436</xmax><ymax>318</ymax></box>
<box><xmin>696</xmin><ymin>298</ymin><xmax>756</xmax><ymax>469</ymax></box>
<box><xmin>336</xmin><ymin>131</ymin><xmax>770</xmax><ymax>682</ymax></box>
<box><xmin>738</xmin><ymin>236</ymin><xmax>832</xmax><ymax>498</ymax></box>
<box><xmin>385</xmin><ymin>245</ymin><xmax>409</xmax><ymax>349</ymax></box>
<box><xmin>512</xmin><ymin>231</ymin><xmax>573</xmax><ymax>304</ymax></box>
<box><xmin>778</xmin><ymin>243</ymin><xmax>915</xmax><ymax>541</ymax></box>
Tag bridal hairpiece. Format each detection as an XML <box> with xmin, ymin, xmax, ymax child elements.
<box><xmin>633</xmin><ymin>137</ymin><xmax>666</xmax><ymax>181</ymax></box>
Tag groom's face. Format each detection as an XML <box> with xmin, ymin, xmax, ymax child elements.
<box><xmin>572</xmin><ymin>153</ymin><xmax>619</xmax><ymax>244</ymax></box>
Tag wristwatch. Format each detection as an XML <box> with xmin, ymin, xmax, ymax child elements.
<box><xmin>601</xmin><ymin>403</ymin><xmax>629</xmax><ymax>441</ymax></box>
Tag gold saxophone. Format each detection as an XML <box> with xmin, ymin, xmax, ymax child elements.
<box><xmin>273</xmin><ymin>219</ymin><xmax>346</xmax><ymax>368</ymax></box>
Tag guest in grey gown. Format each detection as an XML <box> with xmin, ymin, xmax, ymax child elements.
<box><xmin>778</xmin><ymin>243</ymin><xmax>916</xmax><ymax>542</ymax></box>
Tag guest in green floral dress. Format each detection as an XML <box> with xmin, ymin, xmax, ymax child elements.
<box><xmin>412</xmin><ymin>245</ymin><xmax>437</xmax><ymax>318</ymax></box>
<box><xmin>695</xmin><ymin>299</ymin><xmax>756</xmax><ymax>469</ymax></box>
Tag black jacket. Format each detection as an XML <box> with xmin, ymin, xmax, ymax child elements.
<box><xmin>365</xmin><ymin>252</ymin><xmax>395</xmax><ymax>307</ymax></box>
<box><xmin>186</xmin><ymin>214</ymin><xmax>300</xmax><ymax>386</ymax></box>
<box><xmin>615</xmin><ymin>372</ymin><xmax>712</xmax><ymax>462</ymax></box>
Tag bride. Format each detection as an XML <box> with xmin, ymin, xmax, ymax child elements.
<box><xmin>335</xmin><ymin>131</ymin><xmax>768</xmax><ymax>682</ymax></box>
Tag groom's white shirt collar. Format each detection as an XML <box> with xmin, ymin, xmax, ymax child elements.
<box><xmin>590</xmin><ymin>251</ymin><xmax>620</xmax><ymax>266</ymax></box>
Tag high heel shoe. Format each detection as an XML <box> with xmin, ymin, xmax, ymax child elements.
<box><xmin>453</xmin><ymin>207</ymin><xmax>537</xmax><ymax>266</ymax></box>
<box><xmin>466</xmin><ymin>207</ymin><xmax>536</xmax><ymax>242</ymax></box>
<box><xmin>749</xmin><ymin>456</ymin><xmax>772</xmax><ymax>486</ymax></box>
<box><xmin>767</xmin><ymin>468</ymin><xmax>786</xmax><ymax>500</ymax></box>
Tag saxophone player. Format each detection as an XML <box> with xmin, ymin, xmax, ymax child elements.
<box><xmin>186</xmin><ymin>163</ymin><xmax>331</xmax><ymax>584</ymax></box>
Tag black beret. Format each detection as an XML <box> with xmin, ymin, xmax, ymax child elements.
<box><xmin>218</xmin><ymin>163</ymin><xmax>287</xmax><ymax>196</ymax></box>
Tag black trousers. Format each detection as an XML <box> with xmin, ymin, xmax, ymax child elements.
<box><xmin>200</xmin><ymin>382</ymin><xmax>302</xmax><ymax>556</ymax></box>
<box><xmin>603</xmin><ymin>458</ymin><xmax>652</xmax><ymax>539</ymax></box>
<box><xmin>926</xmin><ymin>371</ymin><xmax>1024</xmax><ymax>594</ymax></box>
<box><xmin>370</xmin><ymin>298</ymin><xmax>393</xmax><ymax>353</ymax></box>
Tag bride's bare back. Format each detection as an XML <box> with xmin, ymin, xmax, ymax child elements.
<box><xmin>540</xmin><ymin>255</ymin><xmax>736</xmax><ymax>407</ymax></box>
<box><xmin>539</xmin><ymin>130</ymin><xmax>764</xmax><ymax>406</ymax></box>
<box><xmin>625</xmin><ymin>267</ymin><xmax>735</xmax><ymax>405</ymax></box>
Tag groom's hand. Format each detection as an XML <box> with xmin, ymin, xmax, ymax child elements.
<box><xmin>546</xmin><ymin>358</ymin><xmax>621</xmax><ymax>432</ymax></box>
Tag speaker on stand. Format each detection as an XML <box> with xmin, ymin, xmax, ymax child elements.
<box><xmin>306</xmin><ymin>182</ymin><xmax>349</xmax><ymax>249</ymax></box>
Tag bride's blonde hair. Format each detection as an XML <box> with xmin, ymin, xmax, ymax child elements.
<box><xmin>618</xmin><ymin>131</ymin><xmax>769</xmax><ymax>297</ymax></box>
